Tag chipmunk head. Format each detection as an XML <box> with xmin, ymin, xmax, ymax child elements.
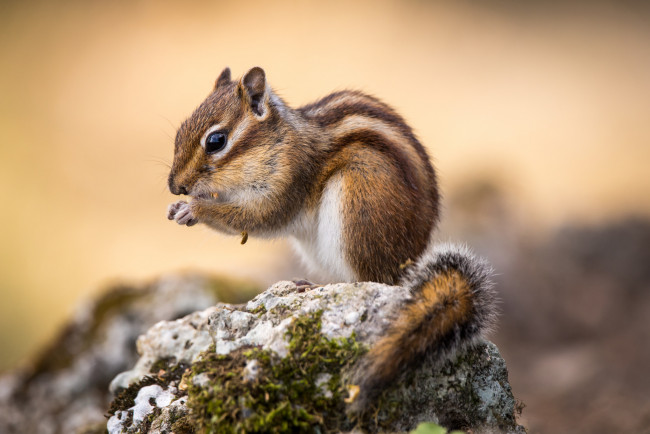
<box><xmin>168</xmin><ymin>66</ymin><xmax>285</xmax><ymax>201</ymax></box>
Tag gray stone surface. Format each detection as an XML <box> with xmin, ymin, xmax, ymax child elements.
<box><xmin>0</xmin><ymin>274</ymin><xmax>524</xmax><ymax>433</ymax></box>
<box><xmin>108</xmin><ymin>280</ymin><xmax>525</xmax><ymax>433</ymax></box>
<box><xmin>0</xmin><ymin>273</ymin><xmax>246</xmax><ymax>434</ymax></box>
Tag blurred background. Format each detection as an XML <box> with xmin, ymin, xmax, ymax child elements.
<box><xmin>1</xmin><ymin>0</ymin><xmax>649</xmax><ymax>432</ymax></box>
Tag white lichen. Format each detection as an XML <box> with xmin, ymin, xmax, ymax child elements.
<box><xmin>107</xmin><ymin>384</ymin><xmax>175</xmax><ymax>434</ymax></box>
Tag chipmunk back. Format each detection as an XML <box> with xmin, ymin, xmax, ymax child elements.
<box><xmin>167</xmin><ymin>67</ymin><xmax>496</xmax><ymax>413</ymax></box>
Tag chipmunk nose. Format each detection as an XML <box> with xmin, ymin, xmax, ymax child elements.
<box><xmin>168</xmin><ymin>175</ymin><xmax>188</xmax><ymax>195</ymax></box>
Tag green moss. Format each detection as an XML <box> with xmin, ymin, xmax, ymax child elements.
<box><xmin>249</xmin><ymin>304</ymin><xmax>267</xmax><ymax>316</ymax></box>
<box><xmin>267</xmin><ymin>304</ymin><xmax>291</xmax><ymax>317</ymax></box>
<box><xmin>175</xmin><ymin>310</ymin><xmax>367</xmax><ymax>433</ymax></box>
<box><xmin>150</xmin><ymin>357</ymin><xmax>176</xmax><ymax>374</ymax></box>
<box><xmin>368</xmin><ymin>393</ymin><xmax>402</xmax><ymax>428</ymax></box>
<box><xmin>410</xmin><ymin>422</ymin><xmax>465</xmax><ymax>434</ymax></box>
<box><xmin>171</xmin><ymin>415</ymin><xmax>197</xmax><ymax>434</ymax></box>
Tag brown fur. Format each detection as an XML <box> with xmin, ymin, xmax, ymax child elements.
<box><xmin>168</xmin><ymin>67</ymin><xmax>439</xmax><ymax>280</ymax></box>
<box><xmin>362</xmin><ymin>271</ymin><xmax>471</xmax><ymax>386</ymax></box>
<box><xmin>348</xmin><ymin>250</ymin><xmax>497</xmax><ymax>414</ymax></box>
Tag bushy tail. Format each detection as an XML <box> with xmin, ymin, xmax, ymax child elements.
<box><xmin>349</xmin><ymin>244</ymin><xmax>497</xmax><ymax>413</ymax></box>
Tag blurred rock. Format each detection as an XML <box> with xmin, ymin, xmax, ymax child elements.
<box><xmin>492</xmin><ymin>217</ymin><xmax>650</xmax><ymax>433</ymax></box>
<box><xmin>441</xmin><ymin>176</ymin><xmax>650</xmax><ymax>433</ymax></box>
<box><xmin>0</xmin><ymin>274</ymin><xmax>259</xmax><ymax>434</ymax></box>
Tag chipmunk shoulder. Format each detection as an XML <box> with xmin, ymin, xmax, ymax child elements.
<box><xmin>167</xmin><ymin>67</ymin><xmax>497</xmax><ymax>412</ymax></box>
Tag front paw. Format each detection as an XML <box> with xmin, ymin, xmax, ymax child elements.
<box><xmin>167</xmin><ymin>200</ymin><xmax>198</xmax><ymax>226</ymax></box>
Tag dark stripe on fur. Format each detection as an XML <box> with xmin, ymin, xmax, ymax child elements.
<box><xmin>299</xmin><ymin>91</ymin><xmax>434</xmax><ymax>178</ymax></box>
<box><xmin>331</xmin><ymin>129</ymin><xmax>420</xmax><ymax>193</ymax></box>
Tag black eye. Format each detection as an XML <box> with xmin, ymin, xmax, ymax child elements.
<box><xmin>205</xmin><ymin>131</ymin><xmax>227</xmax><ymax>154</ymax></box>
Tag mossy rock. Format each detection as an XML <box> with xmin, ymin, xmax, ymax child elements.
<box><xmin>107</xmin><ymin>281</ymin><xmax>525</xmax><ymax>433</ymax></box>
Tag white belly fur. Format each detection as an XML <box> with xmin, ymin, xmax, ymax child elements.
<box><xmin>289</xmin><ymin>174</ymin><xmax>356</xmax><ymax>283</ymax></box>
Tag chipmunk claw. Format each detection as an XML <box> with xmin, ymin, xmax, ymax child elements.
<box><xmin>167</xmin><ymin>201</ymin><xmax>198</xmax><ymax>226</ymax></box>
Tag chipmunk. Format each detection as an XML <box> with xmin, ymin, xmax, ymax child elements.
<box><xmin>167</xmin><ymin>67</ymin><xmax>497</xmax><ymax>412</ymax></box>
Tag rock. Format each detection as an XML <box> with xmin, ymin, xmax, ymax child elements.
<box><xmin>0</xmin><ymin>271</ymin><xmax>524</xmax><ymax>433</ymax></box>
<box><xmin>108</xmin><ymin>280</ymin><xmax>525</xmax><ymax>433</ymax></box>
<box><xmin>0</xmin><ymin>273</ymin><xmax>259</xmax><ymax>434</ymax></box>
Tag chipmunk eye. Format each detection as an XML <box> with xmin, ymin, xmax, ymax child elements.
<box><xmin>205</xmin><ymin>131</ymin><xmax>227</xmax><ymax>154</ymax></box>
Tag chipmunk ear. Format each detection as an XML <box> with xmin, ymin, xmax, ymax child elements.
<box><xmin>240</xmin><ymin>67</ymin><xmax>268</xmax><ymax>117</ymax></box>
<box><xmin>214</xmin><ymin>67</ymin><xmax>231</xmax><ymax>91</ymax></box>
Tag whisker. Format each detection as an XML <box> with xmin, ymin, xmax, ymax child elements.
<box><xmin>144</xmin><ymin>156</ymin><xmax>172</xmax><ymax>169</ymax></box>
